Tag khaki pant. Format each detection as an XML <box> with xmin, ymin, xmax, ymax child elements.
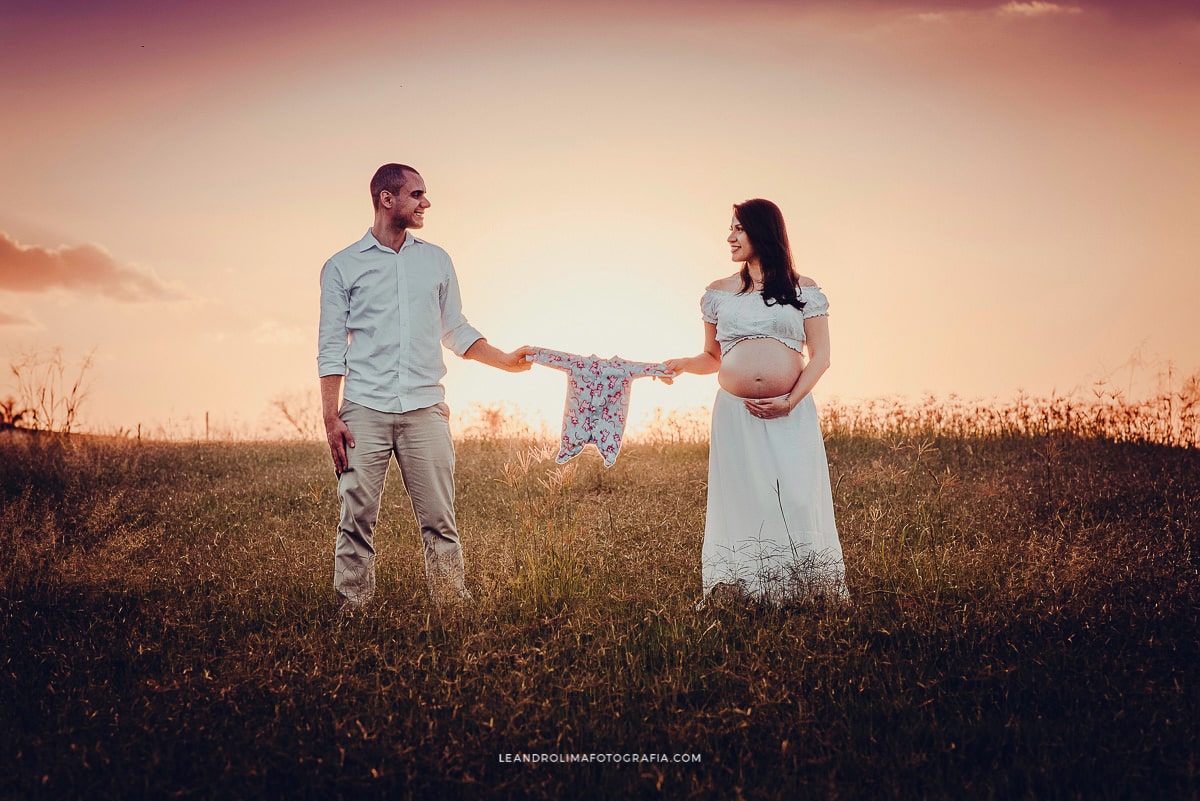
<box><xmin>334</xmin><ymin>400</ymin><xmax>463</xmax><ymax>605</ymax></box>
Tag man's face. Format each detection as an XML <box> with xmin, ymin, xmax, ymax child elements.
<box><xmin>382</xmin><ymin>172</ymin><xmax>431</xmax><ymax>229</ymax></box>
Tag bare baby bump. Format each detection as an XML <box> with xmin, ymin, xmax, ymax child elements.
<box><xmin>718</xmin><ymin>338</ymin><xmax>804</xmax><ymax>399</ymax></box>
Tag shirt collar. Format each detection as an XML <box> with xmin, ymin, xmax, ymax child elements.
<box><xmin>357</xmin><ymin>228</ymin><xmax>423</xmax><ymax>254</ymax></box>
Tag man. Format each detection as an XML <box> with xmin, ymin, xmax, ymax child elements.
<box><xmin>318</xmin><ymin>163</ymin><xmax>531</xmax><ymax>611</ymax></box>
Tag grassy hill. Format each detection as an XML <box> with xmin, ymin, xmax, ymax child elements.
<box><xmin>2</xmin><ymin>409</ymin><xmax>1197</xmax><ymax>800</ymax></box>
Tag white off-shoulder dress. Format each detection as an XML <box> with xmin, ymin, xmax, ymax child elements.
<box><xmin>699</xmin><ymin>285</ymin><xmax>848</xmax><ymax>603</ymax></box>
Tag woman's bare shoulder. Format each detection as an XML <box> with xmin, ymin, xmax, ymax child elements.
<box><xmin>796</xmin><ymin>274</ymin><xmax>819</xmax><ymax>288</ymax></box>
<box><xmin>706</xmin><ymin>274</ymin><xmax>741</xmax><ymax>292</ymax></box>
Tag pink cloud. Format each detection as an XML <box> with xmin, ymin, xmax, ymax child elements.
<box><xmin>996</xmin><ymin>1</ymin><xmax>1084</xmax><ymax>16</ymax></box>
<box><xmin>0</xmin><ymin>307</ymin><xmax>37</xmax><ymax>327</ymax></box>
<box><xmin>0</xmin><ymin>233</ymin><xmax>184</xmax><ymax>302</ymax></box>
<box><xmin>828</xmin><ymin>0</ymin><xmax>1197</xmax><ymax>23</ymax></box>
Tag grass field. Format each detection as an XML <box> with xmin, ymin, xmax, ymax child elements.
<box><xmin>2</xmin><ymin>397</ymin><xmax>1198</xmax><ymax>800</ymax></box>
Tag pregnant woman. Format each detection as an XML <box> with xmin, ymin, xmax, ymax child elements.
<box><xmin>664</xmin><ymin>198</ymin><xmax>848</xmax><ymax>605</ymax></box>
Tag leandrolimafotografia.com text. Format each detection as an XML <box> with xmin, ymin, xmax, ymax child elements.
<box><xmin>498</xmin><ymin>752</ymin><xmax>703</xmax><ymax>765</ymax></box>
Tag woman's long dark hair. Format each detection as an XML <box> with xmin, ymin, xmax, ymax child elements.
<box><xmin>734</xmin><ymin>198</ymin><xmax>805</xmax><ymax>311</ymax></box>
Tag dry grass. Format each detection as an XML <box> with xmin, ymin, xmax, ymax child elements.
<box><xmin>1</xmin><ymin>394</ymin><xmax>1198</xmax><ymax>800</ymax></box>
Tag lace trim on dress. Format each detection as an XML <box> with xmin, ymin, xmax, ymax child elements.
<box><xmin>722</xmin><ymin>334</ymin><xmax>805</xmax><ymax>357</ymax></box>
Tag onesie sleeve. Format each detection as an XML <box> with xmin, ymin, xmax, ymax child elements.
<box><xmin>626</xmin><ymin>360</ymin><xmax>674</xmax><ymax>378</ymax></box>
<box><xmin>528</xmin><ymin>347</ymin><xmax>572</xmax><ymax>372</ymax></box>
<box><xmin>800</xmin><ymin>286</ymin><xmax>830</xmax><ymax>319</ymax></box>
<box><xmin>700</xmin><ymin>289</ymin><xmax>719</xmax><ymax>324</ymax></box>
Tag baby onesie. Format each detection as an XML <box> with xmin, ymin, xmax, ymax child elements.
<box><xmin>528</xmin><ymin>347</ymin><xmax>673</xmax><ymax>467</ymax></box>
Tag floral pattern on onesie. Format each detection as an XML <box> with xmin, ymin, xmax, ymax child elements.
<box><xmin>529</xmin><ymin>348</ymin><xmax>673</xmax><ymax>467</ymax></box>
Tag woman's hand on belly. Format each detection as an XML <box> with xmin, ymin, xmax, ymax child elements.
<box><xmin>744</xmin><ymin>395</ymin><xmax>795</xmax><ymax>419</ymax></box>
<box><xmin>717</xmin><ymin>338</ymin><xmax>804</xmax><ymax>399</ymax></box>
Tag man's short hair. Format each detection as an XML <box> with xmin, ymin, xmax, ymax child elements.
<box><xmin>370</xmin><ymin>163</ymin><xmax>419</xmax><ymax>210</ymax></box>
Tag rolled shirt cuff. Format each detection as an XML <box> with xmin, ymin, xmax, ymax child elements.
<box><xmin>445</xmin><ymin>327</ymin><xmax>485</xmax><ymax>358</ymax></box>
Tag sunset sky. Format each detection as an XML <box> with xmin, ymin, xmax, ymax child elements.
<box><xmin>2</xmin><ymin>0</ymin><xmax>1198</xmax><ymax>437</ymax></box>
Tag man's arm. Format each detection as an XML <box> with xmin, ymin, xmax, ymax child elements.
<box><xmin>463</xmin><ymin>339</ymin><xmax>534</xmax><ymax>373</ymax></box>
<box><xmin>318</xmin><ymin>258</ymin><xmax>355</xmax><ymax>472</ymax></box>
<box><xmin>320</xmin><ymin>374</ymin><xmax>355</xmax><ymax>474</ymax></box>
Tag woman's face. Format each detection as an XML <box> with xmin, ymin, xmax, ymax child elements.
<box><xmin>728</xmin><ymin>215</ymin><xmax>756</xmax><ymax>264</ymax></box>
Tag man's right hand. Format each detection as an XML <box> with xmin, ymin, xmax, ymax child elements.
<box><xmin>325</xmin><ymin>415</ymin><xmax>355</xmax><ymax>475</ymax></box>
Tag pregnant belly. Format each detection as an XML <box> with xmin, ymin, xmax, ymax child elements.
<box><xmin>718</xmin><ymin>338</ymin><xmax>804</xmax><ymax>399</ymax></box>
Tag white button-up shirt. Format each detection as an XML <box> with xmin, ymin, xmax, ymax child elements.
<box><xmin>318</xmin><ymin>229</ymin><xmax>484</xmax><ymax>413</ymax></box>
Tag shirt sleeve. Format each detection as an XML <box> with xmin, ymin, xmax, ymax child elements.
<box><xmin>317</xmin><ymin>258</ymin><xmax>350</xmax><ymax>377</ymax></box>
<box><xmin>439</xmin><ymin>256</ymin><xmax>485</xmax><ymax>357</ymax></box>
<box><xmin>801</xmin><ymin>286</ymin><xmax>830</xmax><ymax>319</ymax></box>
<box><xmin>700</xmin><ymin>290</ymin><xmax>719</xmax><ymax>324</ymax></box>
